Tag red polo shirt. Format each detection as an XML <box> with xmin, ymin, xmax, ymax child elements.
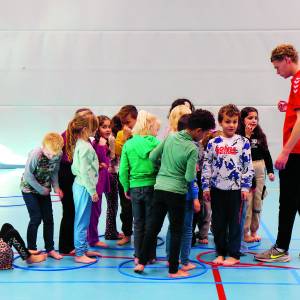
<box><xmin>283</xmin><ymin>70</ymin><xmax>300</xmax><ymax>153</ymax></box>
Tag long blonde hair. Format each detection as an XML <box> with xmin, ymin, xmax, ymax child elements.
<box><xmin>168</xmin><ymin>104</ymin><xmax>192</xmax><ymax>132</ymax></box>
<box><xmin>66</xmin><ymin>112</ymin><xmax>98</xmax><ymax>161</ymax></box>
<box><xmin>132</xmin><ymin>110</ymin><xmax>160</xmax><ymax>136</ymax></box>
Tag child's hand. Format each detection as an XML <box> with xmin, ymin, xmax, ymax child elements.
<box><xmin>268</xmin><ymin>173</ymin><xmax>275</xmax><ymax>181</ymax></box>
<box><xmin>99</xmin><ymin>137</ymin><xmax>107</xmax><ymax>146</ymax></box>
<box><xmin>193</xmin><ymin>199</ymin><xmax>201</xmax><ymax>213</ymax></box>
<box><xmin>122</xmin><ymin>125</ymin><xmax>132</xmax><ymax>141</ymax></box>
<box><xmin>92</xmin><ymin>193</ymin><xmax>99</xmax><ymax>202</ymax></box>
<box><xmin>124</xmin><ymin>191</ymin><xmax>131</xmax><ymax>200</ymax></box>
<box><xmin>54</xmin><ymin>187</ymin><xmax>64</xmax><ymax>199</ymax></box>
<box><xmin>100</xmin><ymin>162</ymin><xmax>108</xmax><ymax>169</ymax></box>
<box><xmin>245</xmin><ymin>124</ymin><xmax>254</xmax><ymax>137</ymax></box>
<box><xmin>203</xmin><ymin>191</ymin><xmax>211</xmax><ymax>201</ymax></box>
<box><xmin>241</xmin><ymin>191</ymin><xmax>249</xmax><ymax>201</ymax></box>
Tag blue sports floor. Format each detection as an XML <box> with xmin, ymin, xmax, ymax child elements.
<box><xmin>1</xmin><ymin>169</ymin><xmax>300</xmax><ymax>300</ymax></box>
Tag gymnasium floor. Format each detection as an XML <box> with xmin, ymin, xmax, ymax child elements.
<box><xmin>1</xmin><ymin>169</ymin><xmax>300</xmax><ymax>300</ymax></box>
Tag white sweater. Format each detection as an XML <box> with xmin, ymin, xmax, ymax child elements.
<box><xmin>201</xmin><ymin>135</ymin><xmax>254</xmax><ymax>192</ymax></box>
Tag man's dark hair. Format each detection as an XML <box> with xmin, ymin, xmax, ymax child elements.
<box><xmin>187</xmin><ymin>109</ymin><xmax>215</xmax><ymax>131</ymax></box>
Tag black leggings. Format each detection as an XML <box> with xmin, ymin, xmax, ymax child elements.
<box><xmin>0</xmin><ymin>223</ymin><xmax>30</xmax><ymax>260</ymax></box>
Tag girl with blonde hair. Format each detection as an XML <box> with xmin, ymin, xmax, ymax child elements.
<box><xmin>119</xmin><ymin>110</ymin><xmax>160</xmax><ymax>264</ymax></box>
<box><xmin>67</xmin><ymin>112</ymin><xmax>101</xmax><ymax>263</ymax></box>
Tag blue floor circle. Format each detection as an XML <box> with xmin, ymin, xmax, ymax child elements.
<box><xmin>13</xmin><ymin>255</ymin><xmax>99</xmax><ymax>271</ymax></box>
<box><xmin>192</xmin><ymin>244</ymin><xmax>215</xmax><ymax>250</ymax></box>
<box><xmin>118</xmin><ymin>258</ymin><xmax>208</xmax><ymax>280</ymax></box>
<box><xmin>97</xmin><ymin>235</ymin><xmax>165</xmax><ymax>251</ymax></box>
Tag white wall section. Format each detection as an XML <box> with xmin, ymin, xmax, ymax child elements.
<box><xmin>0</xmin><ymin>0</ymin><xmax>299</xmax><ymax>162</ymax></box>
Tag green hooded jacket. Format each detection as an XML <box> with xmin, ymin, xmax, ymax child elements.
<box><xmin>119</xmin><ymin>135</ymin><xmax>160</xmax><ymax>192</ymax></box>
<box><xmin>150</xmin><ymin>130</ymin><xmax>198</xmax><ymax>195</ymax></box>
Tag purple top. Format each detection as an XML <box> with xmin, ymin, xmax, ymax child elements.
<box><xmin>92</xmin><ymin>141</ymin><xmax>111</xmax><ymax>194</ymax></box>
<box><xmin>61</xmin><ymin>131</ymin><xmax>71</xmax><ymax>165</ymax></box>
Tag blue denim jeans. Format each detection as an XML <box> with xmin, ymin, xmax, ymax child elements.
<box><xmin>22</xmin><ymin>192</ymin><xmax>54</xmax><ymax>252</ymax></box>
<box><xmin>130</xmin><ymin>186</ymin><xmax>155</xmax><ymax>259</ymax></box>
<box><xmin>166</xmin><ymin>200</ymin><xmax>194</xmax><ymax>265</ymax></box>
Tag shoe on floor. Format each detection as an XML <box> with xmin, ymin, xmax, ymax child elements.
<box><xmin>254</xmin><ymin>246</ymin><xmax>290</xmax><ymax>262</ymax></box>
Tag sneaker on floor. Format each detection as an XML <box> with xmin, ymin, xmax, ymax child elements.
<box><xmin>254</xmin><ymin>246</ymin><xmax>291</xmax><ymax>262</ymax></box>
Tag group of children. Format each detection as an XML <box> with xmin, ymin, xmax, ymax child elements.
<box><xmin>0</xmin><ymin>99</ymin><xmax>275</xmax><ymax>277</ymax></box>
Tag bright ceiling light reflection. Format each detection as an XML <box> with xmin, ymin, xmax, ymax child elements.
<box><xmin>0</xmin><ymin>144</ymin><xmax>26</xmax><ymax>165</ymax></box>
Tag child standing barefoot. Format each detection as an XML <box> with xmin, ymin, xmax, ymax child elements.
<box><xmin>202</xmin><ymin>105</ymin><xmax>254</xmax><ymax>266</ymax></box>
<box><xmin>67</xmin><ymin>112</ymin><xmax>100</xmax><ymax>264</ymax></box>
<box><xmin>238</xmin><ymin>107</ymin><xmax>275</xmax><ymax>243</ymax></box>
<box><xmin>88</xmin><ymin>116</ymin><xmax>112</xmax><ymax>248</ymax></box>
<box><xmin>21</xmin><ymin>132</ymin><xmax>64</xmax><ymax>260</ymax></box>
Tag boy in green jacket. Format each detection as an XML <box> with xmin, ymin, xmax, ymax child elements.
<box><xmin>119</xmin><ymin>110</ymin><xmax>160</xmax><ymax>264</ymax></box>
<box><xmin>134</xmin><ymin>109</ymin><xmax>215</xmax><ymax>278</ymax></box>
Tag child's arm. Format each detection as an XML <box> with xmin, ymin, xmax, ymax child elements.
<box><xmin>185</xmin><ymin>150</ymin><xmax>198</xmax><ymax>183</ymax></box>
<box><xmin>201</xmin><ymin>142</ymin><xmax>214</xmax><ymax>200</ymax></box>
<box><xmin>115</xmin><ymin>130</ymin><xmax>125</xmax><ymax>157</ymax></box>
<box><xmin>119</xmin><ymin>144</ymin><xmax>130</xmax><ymax>195</ymax></box>
<box><xmin>50</xmin><ymin>156</ymin><xmax>62</xmax><ymax>197</ymax></box>
<box><xmin>149</xmin><ymin>137</ymin><xmax>166</xmax><ymax>168</ymax></box>
<box><xmin>79</xmin><ymin>146</ymin><xmax>98</xmax><ymax>197</ymax></box>
<box><xmin>189</xmin><ymin>180</ymin><xmax>201</xmax><ymax>213</ymax></box>
<box><xmin>23</xmin><ymin>149</ymin><xmax>50</xmax><ymax>195</ymax></box>
<box><xmin>115</xmin><ymin>127</ymin><xmax>132</xmax><ymax>157</ymax></box>
<box><xmin>263</xmin><ymin>149</ymin><xmax>275</xmax><ymax>181</ymax></box>
<box><xmin>108</xmin><ymin>134</ymin><xmax>116</xmax><ymax>160</ymax></box>
<box><xmin>241</xmin><ymin>139</ymin><xmax>254</xmax><ymax>192</ymax></box>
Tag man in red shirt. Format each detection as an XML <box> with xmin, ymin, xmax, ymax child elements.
<box><xmin>255</xmin><ymin>44</ymin><xmax>300</xmax><ymax>262</ymax></box>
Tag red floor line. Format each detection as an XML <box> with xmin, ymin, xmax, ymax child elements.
<box><xmin>212</xmin><ymin>267</ymin><xmax>227</xmax><ymax>300</ymax></box>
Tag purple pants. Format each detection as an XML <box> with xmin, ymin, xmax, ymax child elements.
<box><xmin>87</xmin><ymin>194</ymin><xmax>103</xmax><ymax>246</ymax></box>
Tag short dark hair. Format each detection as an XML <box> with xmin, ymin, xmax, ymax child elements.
<box><xmin>177</xmin><ymin>114</ymin><xmax>190</xmax><ymax>131</ymax></box>
<box><xmin>168</xmin><ymin>98</ymin><xmax>195</xmax><ymax>117</ymax></box>
<box><xmin>218</xmin><ymin>104</ymin><xmax>240</xmax><ymax>123</ymax></box>
<box><xmin>187</xmin><ymin>109</ymin><xmax>215</xmax><ymax>131</ymax></box>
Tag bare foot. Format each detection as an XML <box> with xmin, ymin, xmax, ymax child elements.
<box><xmin>223</xmin><ymin>257</ymin><xmax>240</xmax><ymax>266</ymax></box>
<box><xmin>28</xmin><ymin>249</ymin><xmax>42</xmax><ymax>255</ymax></box>
<box><xmin>117</xmin><ymin>236</ymin><xmax>131</xmax><ymax>246</ymax></box>
<box><xmin>181</xmin><ymin>262</ymin><xmax>196</xmax><ymax>271</ymax></box>
<box><xmin>251</xmin><ymin>233</ymin><xmax>261</xmax><ymax>242</ymax></box>
<box><xmin>48</xmin><ymin>250</ymin><xmax>63</xmax><ymax>260</ymax></box>
<box><xmin>213</xmin><ymin>256</ymin><xmax>225</xmax><ymax>265</ymax></box>
<box><xmin>75</xmin><ymin>255</ymin><xmax>96</xmax><ymax>264</ymax></box>
<box><xmin>147</xmin><ymin>258</ymin><xmax>156</xmax><ymax>265</ymax></box>
<box><xmin>198</xmin><ymin>238</ymin><xmax>209</xmax><ymax>244</ymax></box>
<box><xmin>134</xmin><ymin>264</ymin><xmax>145</xmax><ymax>273</ymax></box>
<box><xmin>244</xmin><ymin>235</ymin><xmax>255</xmax><ymax>243</ymax></box>
<box><xmin>60</xmin><ymin>249</ymin><xmax>75</xmax><ymax>256</ymax></box>
<box><xmin>86</xmin><ymin>250</ymin><xmax>101</xmax><ymax>257</ymax></box>
<box><xmin>134</xmin><ymin>257</ymin><xmax>139</xmax><ymax>265</ymax></box>
<box><xmin>26</xmin><ymin>254</ymin><xmax>47</xmax><ymax>264</ymax></box>
<box><xmin>118</xmin><ymin>232</ymin><xmax>125</xmax><ymax>239</ymax></box>
<box><xmin>168</xmin><ymin>270</ymin><xmax>189</xmax><ymax>278</ymax></box>
<box><xmin>93</xmin><ymin>241</ymin><xmax>108</xmax><ymax>248</ymax></box>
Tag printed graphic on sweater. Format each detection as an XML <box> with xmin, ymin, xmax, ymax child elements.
<box><xmin>201</xmin><ymin>135</ymin><xmax>254</xmax><ymax>191</ymax></box>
